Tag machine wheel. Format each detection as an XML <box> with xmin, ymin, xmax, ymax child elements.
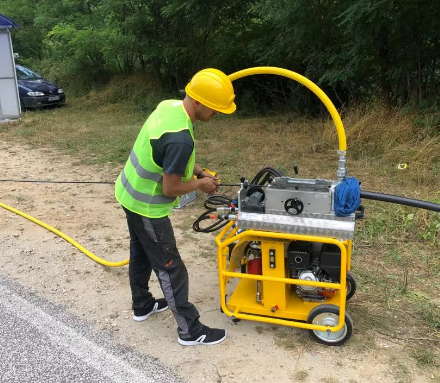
<box><xmin>346</xmin><ymin>272</ymin><xmax>357</xmax><ymax>301</ymax></box>
<box><xmin>307</xmin><ymin>304</ymin><xmax>353</xmax><ymax>346</ymax></box>
<box><xmin>232</xmin><ymin>318</ymin><xmax>241</xmax><ymax>323</ymax></box>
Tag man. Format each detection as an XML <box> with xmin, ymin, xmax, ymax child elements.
<box><xmin>115</xmin><ymin>68</ymin><xmax>236</xmax><ymax>346</ymax></box>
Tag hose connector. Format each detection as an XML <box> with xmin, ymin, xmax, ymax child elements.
<box><xmin>217</xmin><ymin>214</ymin><xmax>237</xmax><ymax>221</ymax></box>
<box><xmin>216</xmin><ymin>207</ymin><xmax>235</xmax><ymax>212</ymax></box>
<box><xmin>337</xmin><ymin>150</ymin><xmax>347</xmax><ymax>182</ymax></box>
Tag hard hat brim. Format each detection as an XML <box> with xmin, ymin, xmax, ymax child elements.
<box><xmin>215</xmin><ymin>102</ymin><xmax>236</xmax><ymax>114</ymax></box>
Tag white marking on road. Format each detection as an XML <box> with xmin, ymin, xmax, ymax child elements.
<box><xmin>0</xmin><ymin>284</ymin><xmax>170</xmax><ymax>383</ymax></box>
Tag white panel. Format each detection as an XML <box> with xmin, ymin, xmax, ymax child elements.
<box><xmin>0</xmin><ymin>79</ymin><xmax>20</xmax><ymax>118</ymax></box>
<box><xmin>0</xmin><ymin>32</ymin><xmax>14</xmax><ymax>78</ymax></box>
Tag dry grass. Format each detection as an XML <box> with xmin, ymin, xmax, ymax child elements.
<box><xmin>322</xmin><ymin>106</ymin><xmax>440</xmax><ymax>187</ymax></box>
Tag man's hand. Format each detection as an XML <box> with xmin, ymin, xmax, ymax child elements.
<box><xmin>199</xmin><ymin>169</ymin><xmax>220</xmax><ymax>182</ymax></box>
<box><xmin>197</xmin><ymin>177</ymin><xmax>219</xmax><ymax>194</ymax></box>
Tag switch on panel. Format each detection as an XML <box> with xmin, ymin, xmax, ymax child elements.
<box><xmin>269</xmin><ymin>249</ymin><xmax>276</xmax><ymax>268</ymax></box>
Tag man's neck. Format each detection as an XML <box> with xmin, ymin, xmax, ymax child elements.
<box><xmin>183</xmin><ymin>96</ymin><xmax>196</xmax><ymax>123</ymax></box>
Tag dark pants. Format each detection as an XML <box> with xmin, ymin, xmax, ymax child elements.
<box><xmin>122</xmin><ymin>207</ymin><xmax>203</xmax><ymax>339</ymax></box>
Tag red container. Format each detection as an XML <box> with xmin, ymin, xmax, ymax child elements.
<box><xmin>247</xmin><ymin>257</ymin><xmax>262</xmax><ymax>275</ymax></box>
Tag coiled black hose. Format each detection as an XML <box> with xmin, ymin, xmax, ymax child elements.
<box><xmin>192</xmin><ymin>195</ymin><xmax>235</xmax><ymax>233</ymax></box>
<box><xmin>250</xmin><ymin>167</ymin><xmax>284</xmax><ymax>185</ymax></box>
<box><xmin>203</xmin><ymin>195</ymin><xmax>235</xmax><ymax>209</ymax></box>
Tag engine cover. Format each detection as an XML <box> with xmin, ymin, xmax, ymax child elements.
<box><xmin>297</xmin><ymin>270</ymin><xmax>318</xmax><ymax>292</ymax></box>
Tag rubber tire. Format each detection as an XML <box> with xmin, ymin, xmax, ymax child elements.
<box><xmin>232</xmin><ymin>318</ymin><xmax>241</xmax><ymax>323</ymax></box>
<box><xmin>346</xmin><ymin>272</ymin><xmax>357</xmax><ymax>301</ymax></box>
<box><xmin>307</xmin><ymin>304</ymin><xmax>353</xmax><ymax>346</ymax></box>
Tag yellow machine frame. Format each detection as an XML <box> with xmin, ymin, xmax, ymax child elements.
<box><xmin>216</xmin><ymin>222</ymin><xmax>352</xmax><ymax>333</ymax></box>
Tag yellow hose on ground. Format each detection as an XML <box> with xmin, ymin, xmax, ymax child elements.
<box><xmin>0</xmin><ymin>201</ymin><xmax>129</xmax><ymax>267</ymax></box>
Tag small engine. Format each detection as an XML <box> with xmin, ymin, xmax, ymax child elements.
<box><xmin>287</xmin><ymin>241</ymin><xmax>341</xmax><ymax>302</ymax></box>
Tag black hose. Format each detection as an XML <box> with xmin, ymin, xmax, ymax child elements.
<box><xmin>192</xmin><ymin>167</ymin><xmax>283</xmax><ymax>233</ymax></box>
<box><xmin>193</xmin><ymin>195</ymin><xmax>235</xmax><ymax>233</ymax></box>
<box><xmin>361</xmin><ymin>191</ymin><xmax>440</xmax><ymax>212</ymax></box>
<box><xmin>250</xmin><ymin>167</ymin><xmax>284</xmax><ymax>185</ymax></box>
<box><xmin>203</xmin><ymin>194</ymin><xmax>234</xmax><ymax>209</ymax></box>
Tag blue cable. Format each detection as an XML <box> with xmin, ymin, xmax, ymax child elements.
<box><xmin>334</xmin><ymin>177</ymin><xmax>361</xmax><ymax>217</ymax></box>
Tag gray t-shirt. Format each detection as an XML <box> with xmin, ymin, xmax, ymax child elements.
<box><xmin>151</xmin><ymin>130</ymin><xmax>194</xmax><ymax>175</ymax></box>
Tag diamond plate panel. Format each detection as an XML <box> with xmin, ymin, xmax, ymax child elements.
<box><xmin>237</xmin><ymin>212</ymin><xmax>355</xmax><ymax>240</ymax></box>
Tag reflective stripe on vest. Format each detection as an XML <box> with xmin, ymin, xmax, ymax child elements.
<box><xmin>130</xmin><ymin>150</ymin><xmax>163</xmax><ymax>183</ymax></box>
<box><xmin>120</xmin><ymin>171</ymin><xmax>175</xmax><ymax>204</ymax></box>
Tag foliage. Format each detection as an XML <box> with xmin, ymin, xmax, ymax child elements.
<box><xmin>2</xmin><ymin>0</ymin><xmax>440</xmax><ymax>110</ymax></box>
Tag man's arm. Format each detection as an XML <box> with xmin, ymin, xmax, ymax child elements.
<box><xmin>193</xmin><ymin>163</ymin><xmax>204</xmax><ymax>178</ymax></box>
<box><xmin>163</xmin><ymin>173</ymin><xmax>218</xmax><ymax>197</ymax></box>
<box><xmin>158</xmin><ymin>133</ymin><xmax>218</xmax><ymax>196</ymax></box>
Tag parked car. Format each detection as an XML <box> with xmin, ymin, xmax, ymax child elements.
<box><xmin>15</xmin><ymin>64</ymin><xmax>65</xmax><ymax>109</ymax></box>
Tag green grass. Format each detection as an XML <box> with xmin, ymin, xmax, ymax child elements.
<box><xmin>412</xmin><ymin>348</ymin><xmax>437</xmax><ymax>367</ymax></box>
<box><xmin>0</xmin><ymin>101</ymin><xmax>144</xmax><ymax>165</ymax></box>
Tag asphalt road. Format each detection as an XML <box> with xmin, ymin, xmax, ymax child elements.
<box><xmin>0</xmin><ymin>274</ymin><xmax>183</xmax><ymax>383</ymax></box>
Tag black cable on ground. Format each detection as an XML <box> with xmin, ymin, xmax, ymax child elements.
<box><xmin>0</xmin><ymin>179</ymin><xmax>114</xmax><ymax>184</ymax></box>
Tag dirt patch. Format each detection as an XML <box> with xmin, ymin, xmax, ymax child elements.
<box><xmin>0</xmin><ymin>139</ymin><xmax>437</xmax><ymax>383</ymax></box>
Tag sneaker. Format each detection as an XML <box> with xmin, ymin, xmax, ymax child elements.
<box><xmin>133</xmin><ymin>298</ymin><xmax>168</xmax><ymax>322</ymax></box>
<box><xmin>178</xmin><ymin>325</ymin><xmax>227</xmax><ymax>346</ymax></box>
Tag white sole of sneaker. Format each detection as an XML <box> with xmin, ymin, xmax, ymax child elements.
<box><xmin>133</xmin><ymin>305</ymin><xmax>168</xmax><ymax>322</ymax></box>
<box><xmin>177</xmin><ymin>331</ymin><xmax>227</xmax><ymax>346</ymax></box>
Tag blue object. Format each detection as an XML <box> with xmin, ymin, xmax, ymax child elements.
<box><xmin>334</xmin><ymin>177</ymin><xmax>361</xmax><ymax>217</ymax></box>
<box><xmin>0</xmin><ymin>13</ymin><xmax>19</xmax><ymax>29</ymax></box>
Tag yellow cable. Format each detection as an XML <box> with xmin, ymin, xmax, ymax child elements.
<box><xmin>228</xmin><ymin>66</ymin><xmax>347</xmax><ymax>152</ymax></box>
<box><xmin>0</xmin><ymin>201</ymin><xmax>129</xmax><ymax>267</ymax></box>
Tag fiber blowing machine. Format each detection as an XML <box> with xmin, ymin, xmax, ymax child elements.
<box><xmin>192</xmin><ymin>67</ymin><xmax>358</xmax><ymax>346</ymax></box>
<box><xmin>193</xmin><ymin>67</ymin><xmax>440</xmax><ymax>346</ymax></box>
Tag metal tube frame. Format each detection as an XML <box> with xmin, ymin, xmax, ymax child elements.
<box><xmin>216</xmin><ymin>221</ymin><xmax>351</xmax><ymax>333</ymax></box>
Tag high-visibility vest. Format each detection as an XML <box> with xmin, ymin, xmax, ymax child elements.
<box><xmin>115</xmin><ymin>100</ymin><xmax>195</xmax><ymax>218</ymax></box>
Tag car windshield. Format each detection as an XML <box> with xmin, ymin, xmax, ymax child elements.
<box><xmin>16</xmin><ymin>66</ymin><xmax>43</xmax><ymax>80</ymax></box>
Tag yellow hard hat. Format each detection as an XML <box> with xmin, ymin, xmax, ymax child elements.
<box><xmin>185</xmin><ymin>68</ymin><xmax>236</xmax><ymax>114</ymax></box>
